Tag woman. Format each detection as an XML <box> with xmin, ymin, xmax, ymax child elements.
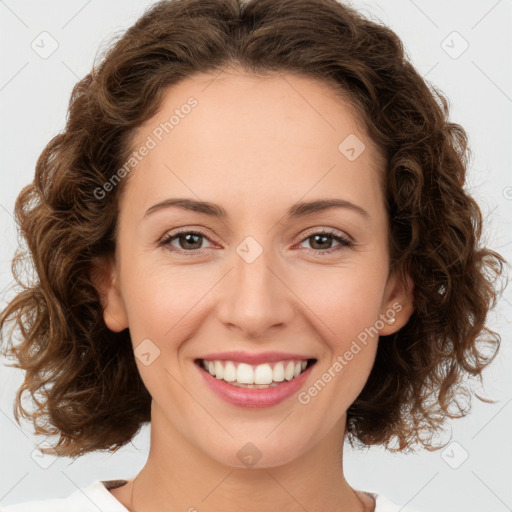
<box><xmin>0</xmin><ymin>0</ymin><xmax>505</xmax><ymax>510</ymax></box>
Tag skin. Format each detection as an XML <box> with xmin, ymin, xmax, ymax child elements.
<box><xmin>96</xmin><ymin>68</ymin><xmax>414</xmax><ymax>512</ymax></box>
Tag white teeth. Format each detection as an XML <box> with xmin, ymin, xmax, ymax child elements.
<box><xmin>214</xmin><ymin>361</ymin><xmax>224</xmax><ymax>380</ymax></box>
<box><xmin>273</xmin><ymin>362</ymin><xmax>285</xmax><ymax>382</ymax></box>
<box><xmin>200</xmin><ymin>358</ymin><xmax>312</xmax><ymax>387</ymax></box>
<box><xmin>254</xmin><ymin>363</ymin><xmax>273</xmax><ymax>385</ymax></box>
<box><xmin>223</xmin><ymin>361</ymin><xmax>237</xmax><ymax>382</ymax></box>
<box><xmin>236</xmin><ymin>363</ymin><xmax>254</xmax><ymax>384</ymax></box>
<box><xmin>284</xmin><ymin>361</ymin><xmax>295</xmax><ymax>381</ymax></box>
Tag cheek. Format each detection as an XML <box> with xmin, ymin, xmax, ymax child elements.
<box><xmin>121</xmin><ymin>261</ymin><xmax>212</xmax><ymax>341</ymax></box>
<box><xmin>297</xmin><ymin>261</ymin><xmax>387</xmax><ymax>340</ymax></box>
<box><xmin>298</xmin><ymin>284</ymin><xmax>381</xmax><ymax>421</ymax></box>
<box><xmin>294</xmin><ymin>262</ymin><xmax>385</xmax><ymax>394</ymax></box>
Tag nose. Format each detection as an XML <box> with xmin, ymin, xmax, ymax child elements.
<box><xmin>216</xmin><ymin>239</ymin><xmax>295</xmax><ymax>339</ymax></box>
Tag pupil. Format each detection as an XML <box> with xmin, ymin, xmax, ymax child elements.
<box><xmin>182</xmin><ymin>233</ymin><xmax>201</xmax><ymax>250</ymax></box>
<box><xmin>312</xmin><ymin>234</ymin><xmax>330</xmax><ymax>250</ymax></box>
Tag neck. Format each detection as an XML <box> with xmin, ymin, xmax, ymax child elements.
<box><xmin>123</xmin><ymin>405</ymin><xmax>369</xmax><ymax>512</ymax></box>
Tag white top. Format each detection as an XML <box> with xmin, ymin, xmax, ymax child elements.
<box><xmin>0</xmin><ymin>479</ymin><xmax>423</xmax><ymax>511</ymax></box>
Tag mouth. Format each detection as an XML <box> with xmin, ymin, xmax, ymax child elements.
<box><xmin>194</xmin><ymin>358</ymin><xmax>317</xmax><ymax>389</ymax></box>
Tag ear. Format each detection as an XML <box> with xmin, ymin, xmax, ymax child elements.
<box><xmin>378</xmin><ymin>269</ymin><xmax>414</xmax><ymax>336</ymax></box>
<box><xmin>89</xmin><ymin>254</ymin><xmax>129</xmax><ymax>332</ymax></box>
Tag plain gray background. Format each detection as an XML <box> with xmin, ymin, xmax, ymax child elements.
<box><xmin>0</xmin><ymin>0</ymin><xmax>511</xmax><ymax>510</ymax></box>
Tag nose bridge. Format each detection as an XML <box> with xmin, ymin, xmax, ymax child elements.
<box><xmin>217</xmin><ymin>233</ymin><xmax>293</xmax><ymax>336</ymax></box>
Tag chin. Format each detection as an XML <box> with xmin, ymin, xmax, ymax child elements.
<box><xmin>196</xmin><ymin>432</ymin><xmax>310</xmax><ymax>470</ymax></box>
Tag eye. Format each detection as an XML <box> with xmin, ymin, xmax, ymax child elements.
<box><xmin>298</xmin><ymin>229</ymin><xmax>353</xmax><ymax>255</ymax></box>
<box><xmin>159</xmin><ymin>229</ymin><xmax>213</xmax><ymax>254</ymax></box>
<box><xmin>158</xmin><ymin>228</ymin><xmax>353</xmax><ymax>256</ymax></box>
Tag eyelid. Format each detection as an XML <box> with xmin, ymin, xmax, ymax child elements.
<box><xmin>299</xmin><ymin>226</ymin><xmax>353</xmax><ymax>242</ymax></box>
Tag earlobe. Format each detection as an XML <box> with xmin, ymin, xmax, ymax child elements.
<box><xmin>378</xmin><ymin>271</ymin><xmax>414</xmax><ymax>335</ymax></box>
<box><xmin>89</xmin><ymin>255</ymin><xmax>129</xmax><ymax>333</ymax></box>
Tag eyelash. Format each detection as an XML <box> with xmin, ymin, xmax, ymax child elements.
<box><xmin>158</xmin><ymin>228</ymin><xmax>353</xmax><ymax>256</ymax></box>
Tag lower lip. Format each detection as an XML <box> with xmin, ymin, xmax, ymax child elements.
<box><xmin>196</xmin><ymin>362</ymin><xmax>314</xmax><ymax>408</ymax></box>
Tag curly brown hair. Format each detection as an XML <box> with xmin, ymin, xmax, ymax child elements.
<box><xmin>0</xmin><ymin>0</ymin><xmax>506</xmax><ymax>458</ymax></box>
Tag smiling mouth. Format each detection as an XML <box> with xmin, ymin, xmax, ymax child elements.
<box><xmin>195</xmin><ymin>358</ymin><xmax>317</xmax><ymax>388</ymax></box>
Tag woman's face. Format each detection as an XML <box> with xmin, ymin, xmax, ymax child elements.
<box><xmin>99</xmin><ymin>69</ymin><xmax>412</xmax><ymax>468</ymax></box>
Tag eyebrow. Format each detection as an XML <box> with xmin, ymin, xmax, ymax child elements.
<box><xmin>144</xmin><ymin>197</ymin><xmax>370</xmax><ymax>221</ymax></box>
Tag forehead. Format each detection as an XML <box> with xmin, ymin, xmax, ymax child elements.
<box><xmin>123</xmin><ymin>70</ymin><xmax>386</xmax><ymax>220</ymax></box>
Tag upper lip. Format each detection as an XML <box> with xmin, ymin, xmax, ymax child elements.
<box><xmin>196</xmin><ymin>351</ymin><xmax>315</xmax><ymax>365</ymax></box>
